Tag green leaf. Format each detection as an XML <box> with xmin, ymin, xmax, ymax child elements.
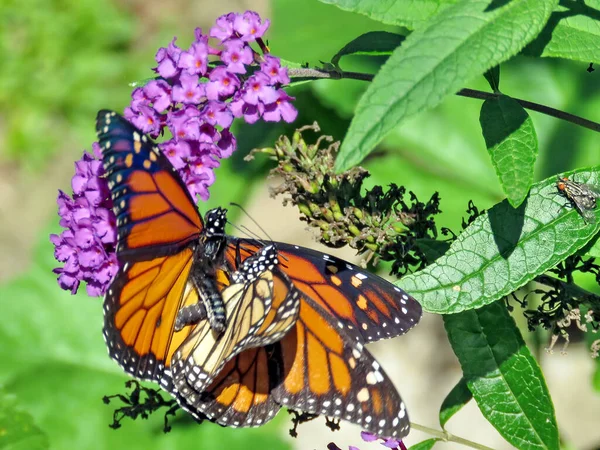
<box><xmin>318</xmin><ymin>0</ymin><xmax>458</xmax><ymax>30</ymax></box>
<box><xmin>416</xmin><ymin>238</ymin><xmax>451</xmax><ymax>263</ymax></box>
<box><xmin>443</xmin><ymin>302</ymin><xmax>559</xmax><ymax>450</ymax></box>
<box><xmin>398</xmin><ymin>169</ymin><xmax>600</xmax><ymax>314</ymax></box>
<box><xmin>331</xmin><ymin>31</ymin><xmax>406</xmax><ymax>67</ymax></box>
<box><xmin>0</xmin><ymin>391</ymin><xmax>49</xmax><ymax>450</ymax></box>
<box><xmin>334</xmin><ymin>0</ymin><xmax>557</xmax><ymax>172</ymax></box>
<box><xmin>409</xmin><ymin>438</ymin><xmax>440</xmax><ymax>450</ymax></box>
<box><xmin>483</xmin><ymin>65</ymin><xmax>500</xmax><ymax>92</ymax></box>
<box><xmin>479</xmin><ymin>95</ymin><xmax>539</xmax><ymax>208</ymax></box>
<box><xmin>523</xmin><ymin>0</ymin><xmax>600</xmax><ymax>62</ymax></box>
<box><xmin>439</xmin><ymin>377</ymin><xmax>472</xmax><ymax>428</ymax></box>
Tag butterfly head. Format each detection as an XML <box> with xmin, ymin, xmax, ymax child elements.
<box><xmin>204</xmin><ymin>207</ymin><xmax>228</xmax><ymax>237</ymax></box>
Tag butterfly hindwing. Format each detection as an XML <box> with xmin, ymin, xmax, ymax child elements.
<box><xmin>227</xmin><ymin>239</ymin><xmax>422</xmax><ymax>344</ymax></box>
<box><xmin>103</xmin><ymin>249</ymin><xmax>199</xmax><ymax>389</ymax></box>
<box><xmin>269</xmin><ymin>293</ymin><xmax>409</xmax><ymax>438</ymax></box>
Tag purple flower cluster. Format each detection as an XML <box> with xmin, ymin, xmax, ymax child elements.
<box><xmin>51</xmin><ymin>11</ymin><xmax>297</xmax><ymax>296</ymax></box>
<box><xmin>328</xmin><ymin>433</ymin><xmax>406</xmax><ymax>450</ymax></box>
<box><xmin>50</xmin><ymin>145</ymin><xmax>117</xmax><ymax>296</ymax></box>
<box><xmin>124</xmin><ymin>10</ymin><xmax>297</xmax><ymax>200</ymax></box>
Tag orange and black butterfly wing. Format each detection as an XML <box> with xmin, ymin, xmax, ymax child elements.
<box><xmin>96</xmin><ymin>110</ymin><xmax>205</xmax><ymax>388</ymax></box>
<box><xmin>269</xmin><ymin>292</ymin><xmax>410</xmax><ymax>439</ymax></box>
<box><xmin>97</xmin><ymin>110</ymin><xmax>203</xmax><ymax>260</ymax></box>
<box><xmin>173</xmin><ymin>249</ymin><xmax>300</xmax><ymax>425</ymax></box>
<box><xmin>103</xmin><ymin>251</ymin><xmax>203</xmax><ymax>389</ymax></box>
<box><xmin>174</xmin><ymin>345</ymin><xmax>280</xmax><ymax>427</ymax></box>
<box><xmin>227</xmin><ymin>239</ymin><xmax>422</xmax><ymax>344</ymax></box>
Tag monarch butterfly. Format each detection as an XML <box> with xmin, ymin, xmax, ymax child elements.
<box><xmin>556</xmin><ymin>176</ymin><xmax>600</xmax><ymax>223</ymax></box>
<box><xmin>172</xmin><ymin>244</ymin><xmax>301</xmax><ymax>395</ymax></box>
<box><xmin>96</xmin><ymin>110</ymin><xmax>422</xmax><ymax>438</ymax></box>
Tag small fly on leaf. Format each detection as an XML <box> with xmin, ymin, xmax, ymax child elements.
<box><xmin>556</xmin><ymin>176</ymin><xmax>600</xmax><ymax>223</ymax></box>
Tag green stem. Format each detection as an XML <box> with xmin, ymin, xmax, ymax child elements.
<box><xmin>286</xmin><ymin>68</ymin><xmax>600</xmax><ymax>133</ymax></box>
<box><xmin>410</xmin><ymin>422</ymin><xmax>497</xmax><ymax>450</ymax></box>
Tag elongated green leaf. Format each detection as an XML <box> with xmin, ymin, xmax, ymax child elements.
<box><xmin>439</xmin><ymin>377</ymin><xmax>472</xmax><ymax>428</ymax></box>
<box><xmin>444</xmin><ymin>302</ymin><xmax>559</xmax><ymax>450</ymax></box>
<box><xmin>332</xmin><ymin>31</ymin><xmax>406</xmax><ymax>67</ymax></box>
<box><xmin>409</xmin><ymin>438</ymin><xmax>440</xmax><ymax>450</ymax></box>
<box><xmin>398</xmin><ymin>169</ymin><xmax>600</xmax><ymax>314</ymax></box>
<box><xmin>480</xmin><ymin>95</ymin><xmax>538</xmax><ymax>208</ymax></box>
<box><xmin>334</xmin><ymin>0</ymin><xmax>557</xmax><ymax>172</ymax></box>
<box><xmin>483</xmin><ymin>65</ymin><xmax>500</xmax><ymax>92</ymax></box>
<box><xmin>0</xmin><ymin>391</ymin><xmax>49</xmax><ymax>450</ymax></box>
<box><xmin>318</xmin><ymin>0</ymin><xmax>458</xmax><ymax>30</ymax></box>
<box><xmin>523</xmin><ymin>0</ymin><xmax>600</xmax><ymax>62</ymax></box>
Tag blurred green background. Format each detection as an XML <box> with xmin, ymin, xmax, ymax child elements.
<box><xmin>1</xmin><ymin>0</ymin><xmax>599</xmax><ymax>449</ymax></box>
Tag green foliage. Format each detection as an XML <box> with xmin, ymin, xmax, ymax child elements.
<box><xmin>408</xmin><ymin>438</ymin><xmax>441</xmax><ymax>450</ymax></box>
<box><xmin>0</xmin><ymin>391</ymin><xmax>49</xmax><ymax>450</ymax></box>
<box><xmin>0</xmin><ymin>0</ymin><xmax>140</xmax><ymax>170</ymax></box>
<box><xmin>523</xmin><ymin>0</ymin><xmax>600</xmax><ymax>62</ymax></box>
<box><xmin>334</xmin><ymin>0</ymin><xmax>557</xmax><ymax>172</ymax></box>
<box><xmin>331</xmin><ymin>31</ymin><xmax>406</xmax><ymax>68</ymax></box>
<box><xmin>318</xmin><ymin>0</ymin><xmax>458</xmax><ymax>30</ymax></box>
<box><xmin>4</xmin><ymin>1</ymin><xmax>600</xmax><ymax>450</ymax></box>
<box><xmin>399</xmin><ymin>169</ymin><xmax>600</xmax><ymax>314</ymax></box>
<box><xmin>480</xmin><ymin>94</ymin><xmax>538</xmax><ymax>207</ymax></box>
<box><xmin>444</xmin><ymin>302</ymin><xmax>559</xmax><ymax>450</ymax></box>
<box><xmin>439</xmin><ymin>378</ymin><xmax>472</xmax><ymax>428</ymax></box>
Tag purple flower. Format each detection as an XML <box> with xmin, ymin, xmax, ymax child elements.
<box><xmin>361</xmin><ymin>432</ymin><xmax>378</xmax><ymax>442</ymax></box>
<box><xmin>261</xmin><ymin>55</ymin><xmax>290</xmax><ymax>85</ymax></box>
<box><xmin>155</xmin><ymin>38</ymin><xmax>182</xmax><ymax>79</ymax></box>
<box><xmin>230</xmin><ymin>97</ymin><xmax>261</xmax><ymax>124</ymax></box>
<box><xmin>210</xmin><ymin>12</ymin><xmax>237</xmax><ymax>41</ymax></box>
<box><xmin>233</xmin><ymin>11</ymin><xmax>270</xmax><ymax>41</ymax></box>
<box><xmin>359</xmin><ymin>432</ymin><xmax>404</xmax><ymax>450</ymax></box>
<box><xmin>262</xmin><ymin>89</ymin><xmax>298</xmax><ymax>123</ymax></box>
<box><xmin>242</xmin><ymin>72</ymin><xmax>279</xmax><ymax>105</ymax></box>
<box><xmin>160</xmin><ymin>139</ymin><xmax>191</xmax><ymax>170</ymax></box>
<box><xmin>215</xmin><ymin>129</ymin><xmax>236</xmax><ymax>158</ymax></box>
<box><xmin>221</xmin><ymin>39</ymin><xmax>253</xmax><ymax>74</ymax></box>
<box><xmin>382</xmin><ymin>438</ymin><xmax>401</xmax><ymax>449</ymax></box>
<box><xmin>172</xmin><ymin>73</ymin><xmax>205</xmax><ymax>105</ymax></box>
<box><xmin>178</xmin><ymin>37</ymin><xmax>209</xmax><ymax>76</ymax></box>
<box><xmin>55</xmin><ymin>12</ymin><xmax>297</xmax><ymax>297</ymax></box>
<box><xmin>205</xmin><ymin>67</ymin><xmax>240</xmax><ymax>101</ymax></box>
<box><xmin>144</xmin><ymin>80</ymin><xmax>172</xmax><ymax>113</ymax></box>
<box><xmin>51</xmin><ymin>150</ymin><xmax>117</xmax><ymax>296</ymax></box>
<box><xmin>202</xmin><ymin>101</ymin><xmax>233</xmax><ymax>128</ymax></box>
<box><xmin>130</xmin><ymin>87</ymin><xmax>150</xmax><ymax>112</ymax></box>
<box><xmin>124</xmin><ymin>104</ymin><xmax>161</xmax><ymax>136</ymax></box>
<box><xmin>167</xmin><ymin>107</ymin><xmax>201</xmax><ymax>141</ymax></box>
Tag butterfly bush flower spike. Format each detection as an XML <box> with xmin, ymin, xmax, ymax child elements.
<box><xmin>50</xmin><ymin>146</ymin><xmax>117</xmax><ymax>296</ymax></box>
<box><xmin>52</xmin><ymin>11</ymin><xmax>296</xmax><ymax>296</ymax></box>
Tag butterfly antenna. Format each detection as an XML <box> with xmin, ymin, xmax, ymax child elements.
<box><xmin>229</xmin><ymin>202</ymin><xmax>275</xmax><ymax>244</ymax></box>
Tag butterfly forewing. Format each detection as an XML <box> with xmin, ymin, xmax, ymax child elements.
<box><xmin>97</xmin><ymin>110</ymin><xmax>229</xmax><ymax>386</ymax></box>
<box><xmin>103</xmin><ymin>249</ymin><xmax>198</xmax><ymax>389</ymax></box>
<box><xmin>96</xmin><ymin>110</ymin><xmax>203</xmax><ymax>259</ymax></box>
